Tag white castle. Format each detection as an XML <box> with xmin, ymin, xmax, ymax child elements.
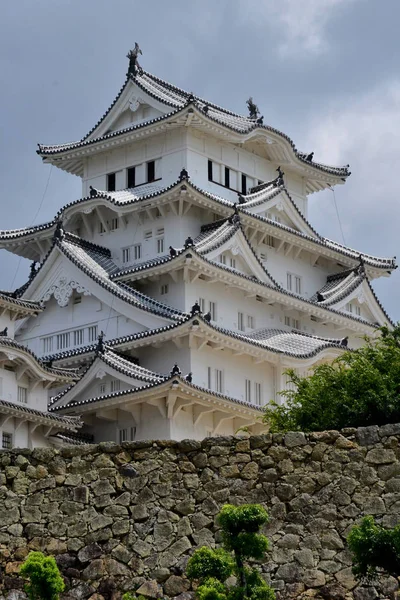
<box><xmin>0</xmin><ymin>46</ymin><xmax>395</xmax><ymax>447</ymax></box>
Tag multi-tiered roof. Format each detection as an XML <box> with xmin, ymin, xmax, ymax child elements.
<box><xmin>0</xmin><ymin>47</ymin><xmax>395</xmax><ymax>441</ymax></box>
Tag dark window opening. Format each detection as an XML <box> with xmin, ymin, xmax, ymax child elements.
<box><xmin>127</xmin><ymin>167</ymin><xmax>136</xmax><ymax>188</ymax></box>
<box><xmin>241</xmin><ymin>174</ymin><xmax>247</xmax><ymax>195</ymax></box>
<box><xmin>208</xmin><ymin>160</ymin><xmax>213</xmax><ymax>181</ymax></box>
<box><xmin>107</xmin><ymin>173</ymin><xmax>116</xmax><ymax>192</ymax></box>
<box><xmin>147</xmin><ymin>161</ymin><xmax>155</xmax><ymax>183</ymax></box>
<box><xmin>224</xmin><ymin>167</ymin><xmax>230</xmax><ymax>188</ymax></box>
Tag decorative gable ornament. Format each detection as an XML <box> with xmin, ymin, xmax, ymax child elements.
<box><xmin>96</xmin><ymin>369</ymin><xmax>107</xmax><ymax>380</ymax></box>
<box><xmin>128</xmin><ymin>96</ymin><xmax>143</xmax><ymax>113</ymax></box>
<box><xmin>42</xmin><ymin>277</ymin><xmax>91</xmax><ymax>308</ymax></box>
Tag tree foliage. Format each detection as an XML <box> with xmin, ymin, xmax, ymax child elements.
<box><xmin>348</xmin><ymin>516</ymin><xmax>400</xmax><ymax>580</ymax></box>
<box><xmin>264</xmin><ymin>325</ymin><xmax>400</xmax><ymax>432</ymax></box>
<box><xmin>186</xmin><ymin>504</ymin><xmax>275</xmax><ymax>600</ymax></box>
<box><xmin>19</xmin><ymin>552</ymin><xmax>65</xmax><ymax>600</ymax></box>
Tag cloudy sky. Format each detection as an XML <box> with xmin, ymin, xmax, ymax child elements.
<box><xmin>1</xmin><ymin>0</ymin><xmax>400</xmax><ymax>320</ymax></box>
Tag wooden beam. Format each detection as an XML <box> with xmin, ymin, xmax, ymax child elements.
<box><xmin>212</xmin><ymin>411</ymin><xmax>233</xmax><ymax>434</ymax></box>
<box><xmin>166</xmin><ymin>390</ymin><xmax>177</xmax><ymax>418</ymax></box>
<box><xmin>81</xmin><ymin>213</ymin><xmax>92</xmax><ymax>237</ymax></box>
<box><xmin>95</xmin><ymin>409</ymin><xmax>118</xmax><ymax>421</ymax></box>
<box><xmin>294</xmin><ymin>247</ymin><xmax>302</xmax><ymax>259</ymax></box>
<box><xmin>170</xmin><ymin>201</ymin><xmax>178</xmax><ymax>216</ymax></box>
<box><xmin>0</xmin><ymin>415</ymin><xmax>13</xmax><ymax>427</ymax></box>
<box><xmin>16</xmin><ymin>366</ymin><xmax>28</xmax><ymax>381</ymax></box>
<box><xmin>276</xmin><ymin>239</ymin><xmax>285</xmax><ymax>253</ymax></box>
<box><xmin>147</xmin><ymin>397</ymin><xmax>167</xmax><ymax>418</ymax></box>
<box><xmin>193</xmin><ymin>405</ymin><xmax>215</xmax><ymax>426</ymax></box>
<box><xmin>284</xmin><ymin>244</ymin><xmax>293</xmax><ymax>256</ymax></box>
<box><xmin>95</xmin><ymin>207</ymin><xmax>108</xmax><ymax>232</ymax></box>
<box><xmin>173</xmin><ymin>398</ymin><xmax>194</xmax><ymax>419</ymax></box>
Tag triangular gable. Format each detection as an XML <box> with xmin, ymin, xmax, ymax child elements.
<box><xmin>20</xmin><ymin>239</ymin><xmax>180</xmax><ymax>330</ymax></box>
<box><xmin>241</xmin><ymin>186</ymin><xmax>319</xmax><ymax>239</ymax></box>
<box><xmin>331</xmin><ymin>278</ymin><xmax>391</xmax><ymax>326</ymax></box>
<box><xmin>51</xmin><ymin>350</ymin><xmax>166</xmax><ymax>410</ymax></box>
<box><xmin>196</xmin><ymin>222</ymin><xmax>279</xmax><ymax>287</ymax></box>
<box><xmin>86</xmin><ymin>78</ymin><xmax>174</xmax><ymax>142</ymax></box>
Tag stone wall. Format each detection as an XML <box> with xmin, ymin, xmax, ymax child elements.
<box><xmin>1</xmin><ymin>424</ymin><xmax>400</xmax><ymax>600</ymax></box>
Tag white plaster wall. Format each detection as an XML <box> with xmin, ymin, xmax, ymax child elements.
<box><xmin>17</xmin><ymin>295</ymin><xmax>148</xmax><ymax>357</ymax></box>
<box><xmin>186</xmin><ymin>131</ymin><xmax>308</xmax><ymax>212</ymax></box>
<box><xmin>0</xmin><ymin>368</ymin><xmax>49</xmax><ymax>412</ymax></box>
<box><xmin>83</xmin><ymin>130</ymin><xmax>187</xmax><ymax>197</ymax></box>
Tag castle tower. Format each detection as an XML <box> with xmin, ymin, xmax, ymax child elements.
<box><xmin>0</xmin><ymin>47</ymin><xmax>395</xmax><ymax>443</ymax></box>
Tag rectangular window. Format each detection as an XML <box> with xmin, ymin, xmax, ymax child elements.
<box><xmin>295</xmin><ymin>276</ymin><xmax>301</xmax><ymax>294</ymax></box>
<box><xmin>107</xmin><ymin>173</ymin><xmax>116</xmax><ymax>192</ymax></box>
<box><xmin>208</xmin><ymin>160</ymin><xmax>213</xmax><ymax>182</ymax></box>
<box><xmin>2</xmin><ymin>432</ymin><xmax>12</xmax><ymax>450</ymax></box>
<box><xmin>229</xmin><ymin>258</ymin><xmax>236</xmax><ymax>269</ymax></box>
<box><xmin>293</xmin><ymin>319</ymin><xmax>300</xmax><ymax>330</ymax></box>
<box><xmin>119</xmin><ymin>428</ymin><xmax>128</xmax><ymax>443</ymax></box>
<box><xmin>285</xmin><ymin>316</ymin><xmax>291</xmax><ymax>326</ymax></box>
<box><xmin>144</xmin><ymin>230</ymin><xmax>152</xmax><ymax>240</ymax></box>
<box><xmin>88</xmin><ymin>325</ymin><xmax>98</xmax><ymax>343</ymax></box>
<box><xmin>157</xmin><ymin>238</ymin><xmax>164</xmax><ymax>254</ymax></box>
<box><xmin>241</xmin><ymin>174</ymin><xmax>247</xmax><ymax>195</ymax></box>
<box><xmin>42</xmin><ymin>336</ymin><xmax>53</xmax><ymax>354</ymax></box>
<box><xmin>238</xmin><ymin>312</ymin><xmax>245</xmax><ymax>332</ymax></box>
<box><xmin>99</xmin><ymin>222</ymin><xmax>106</xmax><ymax>234</ymax></box>
<box><xmin>260</xmin><ymin>252</ymin><xmax>267</xmax><ymax>262</ymax></box>
<box><xmin>355</xmin><ymin>305</ymin><xmax>361</xmax><ymax>316</ymax></box>
<box><xmin>56</xmin><ymin>332</ymin><xmax>70</xmax><ymax>350</ymax></box>
<box><xmin>207</xmin><ymin>366</ymin><xmax>212</xmax><ymax>389</ymax></box>
<box><xmin>245</xmin><ymin>379</ymin><xmax>252</xmax><ymax>403</ymax></box>
<box><xmin>254</xmin><ymin>382</ymin><xmax>262</xmax><ymax>405</ymax></box>
<box><xmin>111</xmin><ymin>379</ymin><xmax>121</xmax><ymax>393</ymax></box>
<box><xmin>127</xmin><ymin>166</ymin><xmax>136</xmax><ymax>188</ymax></box>
<box><xmin>287</xmin><ymin>273</ymin><xmax>292</xmax><ymax>291</ymax></box>
<box><xmin>215</xmin><ymin>369</ymin><xmax>223</xmax><ymax>393</ymax></box>
<box><xmin>133</xmin><ymin>244</ymin><xmax>142</xmax><ymax>261</ymax></box>
<box><xmin>199</xmin><ymin>298</ymin><xmax>206</xmax><ymax>313</ymax></box>
<box><xmin>73</xmin><ymin>295</ymin><xmax>81</xmax><ymax>305</ymax></box>
<box><xmin>17</xmin><ymin>386</ymin><xmax>27</xmax><ymax>404</ymax></box>
<box><xmin>122</xmin><ymin>247</ymin><xmax>131</xmax><ymax>264</ymax></box>
<box><xmin>161</xmin><ymin>284</ymin><xmax>169</xmax><ymax>295</ymax></box>
<box><xmin>265</xmin><ymin>235</ymin><xmax>274</xmax><ymax>248</ymax></box>
<box><xmin>209</xmin><ymin>301</ymin><xmax>217</xmax><ymax>321</ymax></box>
<box><xmin>224</xmin><ymin>167</ymin><xmax>230</xmax><ymax>188</ymax></box>
<box><xmin>110</xmin><ymin>217</ymin><xmax>119</xmax><ymax>231</ymax></box>
<box><xmin>247</xmin><ymin>315</ymin><xmax>254</xmax><ymax>329</ymax></box>
<box><xmin>220</xmin><ymin>254</ymin><xmax>227</xmax><ymax>265</ymax></box>
<box><xmin>99</xmin><ymin>383</ymin><xmax>107</xmax><ymax>395</ymax></box>
<box><xmin>147</xmin><ymin>160</ymin><xmax>155</xmax><ymax>183</ymax></box>
<box><xmin>73</xmin><ymin>329</ymin><xmax>85</xmax><ymax>346</ymax></box>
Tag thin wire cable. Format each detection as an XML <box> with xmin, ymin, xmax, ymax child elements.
<box><xmin>329</xmin><ymin>186</ymin><xmax>346</xmax><ymax>246</ymax></box>
<box><xmin>9</xmin><ymin>165</ymin><xmax>53</xmax><ymax>290</ymax></box>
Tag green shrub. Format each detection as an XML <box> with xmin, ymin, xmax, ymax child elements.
<box><xmin>348</xmin><ymin>515</ymin><xmax>400</xmax><ymax>580</ymax></box>
<box><xmin>186</xmin><ymin>504</ymin><xmax>275</xmax><ymax>600</ymax></box>
<box><xmin>264</xmin><ymin>324</ymin><xmax>400</xmax><ymax>432</ymax></box>
<box><xmin>19</xmin><ymin>552</ymin><xmax>65</xmax><ymax>600</ymax></box>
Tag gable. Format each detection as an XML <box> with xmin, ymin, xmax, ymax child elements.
<box><xmin>242</xmin><ymin>188</ymin><xmax>319</xmax><ymax>239</ymax></box>
<box><xmin>87</xmin><ymin>79</ymin><xmax>173</xmax><ymax>142</ymax></box>
<box><xmin>200</xmin><ymin>226</ymin><xmax>277</xmax><ymax>286</ymax></box>
<box><xmin>331</xmin><ymin>279</ymin><xmax>389</xmax><ymax>326</ymax></box>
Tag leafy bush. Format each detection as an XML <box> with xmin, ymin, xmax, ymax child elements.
<box><xmin>348</xmin><ymin>516</ymin><xmax>400</xmax><ymax>580</ymax></box>
<box><xmin>19</xmin><ymin>552</ymin><xmax>65</xmax><ymax>600</ymax></box>
<box><xmin>264</xmin><ymin>325</ymin><xmax>400</xmax><ymax>432</ymax></box>
<box><xmin>187</xmin><ymin>504</ymin><xmax>275</xmax><ymax>600</ymax></box>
